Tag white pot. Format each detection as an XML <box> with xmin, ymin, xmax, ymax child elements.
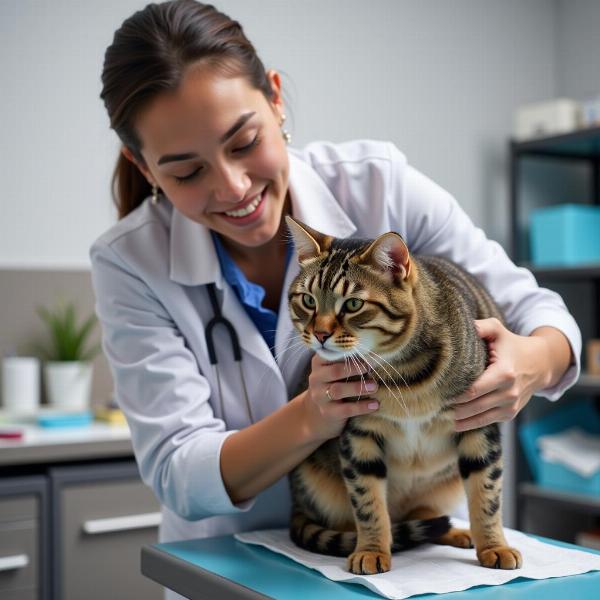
<box><xmin>44</xmin><ymin>361</ymin><xmax>92</xmax><ymax>411</ymax></box>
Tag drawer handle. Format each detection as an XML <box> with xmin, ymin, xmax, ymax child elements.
<box><xmin>82</xmin><ymin>512</ymin><xmax>162</xmax><ymax>535</ymax></box>
<box><xmin>0</xmin><ymin>554</ymin><xmax>29</xmax><ymax>572</ymax></box>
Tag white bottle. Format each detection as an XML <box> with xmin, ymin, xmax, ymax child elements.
<box><xmin>1</xmin><ymin>356</ymin><xmax>41</xmax><ymax>414</ymax></box>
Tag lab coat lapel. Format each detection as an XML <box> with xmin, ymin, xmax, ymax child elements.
<box><xmin>274</xmin><ymin>152</ymin><xmax>357</xmax><ymax>389</ymax></box>
<box><xmin>169</xmin><ymin>207</ymin><xmax>222</xmax><ymax>287</ymax></box>
<box><xmin>286</xmin><ymin>150</ymin><xmax>358</xmax><ymax>237</ymax></box>
<box><xmin>169</xmin><ymin>209</ymin><xmax>278</xmax><ymax>377</ymax></box>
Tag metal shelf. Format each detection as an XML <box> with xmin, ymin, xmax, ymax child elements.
<box><xmin>519</xmin><ymin>482</ymin><xmax>600</xmax><ymax>514</ymax></box>
<box><xmin>574</xmin><ymin>373</ymin><xmax>600</xmax><ymax>394</ymax></box>
<box><xmin>511</xmin><ymin>125</ymin><xmax>600</xmax><ymax>158</ymax></box>
<box><xmin>510</xmin><ymin>125</ymin><xmax>600</xmax><ymax>533</ymax></box>
<box><xmin>521</xmin><ymin>263</ymin><xmax>600</xmax><ymax>280</ymax></box>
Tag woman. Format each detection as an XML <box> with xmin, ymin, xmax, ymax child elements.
<box><xmin>92</xmin><ymin>1</ymin><xmax>580</xmax><ymax>595</ymax></box>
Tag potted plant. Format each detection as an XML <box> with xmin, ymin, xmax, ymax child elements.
<box><xmin>34</xmin><ymin>301</ymin><xmax>101</xmax><ymax>411</ymax></box>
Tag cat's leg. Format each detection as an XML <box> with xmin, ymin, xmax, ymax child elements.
<box><xmin>456</xmin><ymin>424</ymin><xmax>522</xmax><ymax>569</ymax></box>
<box><xmin>339</xmin><ymin>422</ymin><xmax>392</xmax><ymax>575</ymax></box>
<box><xmin>403</xmin><ymin>506</ymin><xmax>473</xmax><ymax>548</ymax></box>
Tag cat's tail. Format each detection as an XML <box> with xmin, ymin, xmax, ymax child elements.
<box><xmin>290</xmin><ymin>512</ymin><xmax>451</xmax><ymax>557</ymax></box>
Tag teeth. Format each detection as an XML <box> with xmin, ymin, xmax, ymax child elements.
<box><xmin>225</xmin><ymin>192</ymin><xmax>263</xmax><ymax>218</ymax></box>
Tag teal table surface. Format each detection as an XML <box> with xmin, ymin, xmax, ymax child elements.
<box><xmin>141</xmin><ymin>533</ymin><xmax>600</xmax><ymax>600</ymax></box>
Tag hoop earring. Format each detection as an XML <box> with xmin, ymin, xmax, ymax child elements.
<box><xmin>280</xmin><ymin>114</ymin><xmax>292</xmax><ymax>145</ymax></box>
<box><xmin>151</xmin><ymin>184</ymin><xmax>159</xmax><ymax>205</ymax></box>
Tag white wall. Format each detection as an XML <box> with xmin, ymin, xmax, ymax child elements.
<box><xmin>556</xmin><ymin>0</ymin><xmax>600</xmax><ymax>99</ymax></box>
<box><xmin>1</xmin><ymin>0</ymin><xmax>125</xmax><ymax>268</ymax></box>
<box><xmin>0</xmin><ymin>0</ymin><xmax>562</xmax><ymax>268</ymax></box>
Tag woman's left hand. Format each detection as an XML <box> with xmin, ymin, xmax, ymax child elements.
<box><xmin>453</xmin><ymin>318</ymin><xmax>553</xmax><ymax>432</ymax></box>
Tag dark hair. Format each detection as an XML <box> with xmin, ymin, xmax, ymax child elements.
<box><xmin>100</xmin><ymin>0</ymin><xmax>275</xmax><ymax>219</ymax></box>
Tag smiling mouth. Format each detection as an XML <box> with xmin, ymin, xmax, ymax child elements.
<box><xmin>223</xmin><ymin>188</ymin><xmax>266</xmax><ymax>218</ymax></box>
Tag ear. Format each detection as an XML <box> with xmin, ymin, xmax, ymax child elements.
<box><xmin>285</xmin><ymin>216</ymin><xmax>329</xmax><ymax>263</ymax></box>
<box><xmin>266</xmin><ymin>69</ymin><xmax>284</xmax><ymax>113</ymax></box>
<box><xmin>359</xmin><ymin>232</ymin><xmax>411</xmax><ymax>281</ymax></box>
<box><xmin>121</xmin><ymin>146</ymin><xmax>154</xmax><ymax>184</ymax></box>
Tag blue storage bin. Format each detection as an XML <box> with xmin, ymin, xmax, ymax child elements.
<box><xmin>519</xmin><ymin>398</ymin><xmax>600</xmax><ymax>496</ymax></box>
<box><xmin>529</xmin><ymin>204</ymin><xmax>600</xmax><ymax>266</ymax></box>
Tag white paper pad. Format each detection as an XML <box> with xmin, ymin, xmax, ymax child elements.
<box><xmin>234</xmin><ymin>518</ymin><xmax>600</xmax><ymax>599</ymax></box>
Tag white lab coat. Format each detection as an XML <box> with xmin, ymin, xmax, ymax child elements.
<box><xmin>90</xmin><ymin>140</ymin><xmax>581</xmax><ymax>597</ymax></box>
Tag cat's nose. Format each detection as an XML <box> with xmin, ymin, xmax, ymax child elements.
<box><xmin>314</xmin><ymin>331</ymin><xmax>332</xmax><ymax>345</ymax></box>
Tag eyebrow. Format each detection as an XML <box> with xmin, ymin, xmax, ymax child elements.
<box><xmin>157</xmin><ymin>111</ymin><xmax>256</xmax><ymax>165</ymax></box>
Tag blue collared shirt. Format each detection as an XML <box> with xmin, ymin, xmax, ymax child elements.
<box><xmin>211</xmin><ymin>232</ymin><xmax>294</xmax><ymax>355</ymax></box>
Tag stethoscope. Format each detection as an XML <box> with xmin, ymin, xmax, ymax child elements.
<box><xmin>205</xmin><ymin>283</ymin><xmax>255</xmax><ymax>424</ymax></box>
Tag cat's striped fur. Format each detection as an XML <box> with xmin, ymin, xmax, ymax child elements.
<box><xmin>286</xmin><ymin>216</ymin><xmax>522</xmax><ymax>575</ymax></box>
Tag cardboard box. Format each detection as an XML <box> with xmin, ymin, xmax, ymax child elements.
<box><xmin>514</xmin><ymin>98</ymin><xmax>582</xmax><ymax>141</ymax></box>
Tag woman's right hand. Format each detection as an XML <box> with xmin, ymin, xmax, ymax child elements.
<box><xmin>297</xmin><ymin>353</ymin><xmax>380</xmax><ymax>443</ymax></box>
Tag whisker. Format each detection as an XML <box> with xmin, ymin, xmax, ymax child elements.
<box><xmin>367</xmin><ymin>350</ymin><xmax>408</xmax><ymax>410</ymax></box>
<box><xmin>355</xmin><ymin>345</ymin><xmax>408</xmax><ymax>411</ymax></box>
<box><xmin>274</xmin><ymin>342</ymin><xmax>309</xmax><ymax>374</ymax></box>
<box><xmin>354</xmin><ymin>348</ymin><xmax>402</xmax><ymax>406</ymax></box>
<box><xmin>360</xmin><ymin>347</ymin><xmax>410</xmax><ymax>413</ymax></box>
<box><xmin>357</xmin><ymin>345</ymin><xmax>405</xmax><ymax>384</ymax></box>
<box><xmin>356</xmin><ymin>343</ymin><xmax>406</xmax><ymax>387</ymax></box>
<box><xmin>273</xmin><ymin>339</ymin><xmax>306</xmax><ymax>363</ymax></box>
<box><xmin>254</xmin><ymin>339</ymin><xmax>307</xmax><ymax>395</ymax></box>
<box><xmin>343</xmin><ymin>354</ymin><xmax>351</xmax><ymax>382</ymax></box>
<box><xmin>366</xmin><ymin>347</ymin><xmax>412</xmax><ymax>394</ymax></box>
<box><xmin>347</xmin><ymin>352</ymin><xmax>367</xmax><ymax>400</ymax></box>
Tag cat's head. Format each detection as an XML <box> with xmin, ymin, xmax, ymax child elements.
<box><xmin>286</xmin><ymin>216</ymin><xmax>418</xmax><ymax>361</ymax></box>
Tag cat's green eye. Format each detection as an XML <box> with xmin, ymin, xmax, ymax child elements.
<box><xmin>302</xmin><ymin>294</ymin><xmax>316</xmax><ymax>309</ymax></box>
<box><xmin>344</xmin><ymin>298</ymin><xmax>364</xmax><ymax>313</ymax></box>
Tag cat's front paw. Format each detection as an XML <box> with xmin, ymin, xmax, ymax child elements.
<box><xmin>478</xmin><ymin>546</ymin><xmax>522</xmax><ymax>569</ymax></box>
<box><xmin>347</xmin><ymin>550</ymin><xmax>391</xmax><ymax>574</ymax></box>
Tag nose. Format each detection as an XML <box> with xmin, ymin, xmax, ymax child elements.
<box><xmin>314</xmin><ymin>330</ymin><xmax>332</xmax><ymax>345</ymax></box>
<box><xmin>212</xmin><ymin>162</ymin><xmax>251</xmax><ymax>205</ymax></box>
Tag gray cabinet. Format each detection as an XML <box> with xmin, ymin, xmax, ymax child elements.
<box><xmin>50</xmin><ymin>462</ymin><xmax>162</xmax><ymax>600</ymax></box>
<box><xmin>0</xmin><ymin>461</ymin><xmax>162</xmax><ymax>600</ymax></box>
<box><xmin>0</xmin><ymin>477</ymin><xmax>49</xmax><ymax>600</ymax></box>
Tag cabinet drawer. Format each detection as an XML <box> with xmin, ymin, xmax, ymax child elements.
<box><xmin>1</xmin><ymin>589</ymin><xmax>38</xmax><ymax>600</ymax></box>
<box><xmin>54</xmin><ymin>465</ymin><xmax>162</xmax><ymax>600</ymax></box>
<box><xmin>0</xmin><ymin>507</ymin><xmax>38</xmax><ymax>594</ymax></box>
<box><xmin>0</xmin><ymin>477</ymin><xmax>48</xmax><ymax>600</ymax></box>
<box><xmin>0</xmin><ymin>497</ymin><xmax>36</xmax><ymax>523</ymax></box>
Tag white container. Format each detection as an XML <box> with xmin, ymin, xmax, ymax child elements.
<box><xmin>582</xmin><ymin>96</ymin><xmax>600</xmax><ymax>127</ymax></box>
<box><xmin>44</xmin><ymin>361</ymin><xmax>92</xmax><ymax>411</ymax></box>
<box><xmin>1</xmin><ymin>356</ymin><xmax>41</xmax><ymax>414</ymax></box>
<box><xmin>513</xmin><ymin>98</ymin><xmax>582</xmax><ymax>141</ymax></box>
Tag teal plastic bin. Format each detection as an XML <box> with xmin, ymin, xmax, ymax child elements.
<box><xmin>519</xmin><ymin>398</ymin><xmax>600</xmax><ymax>496</ymax></box>
<box><xmin>529</xmin><ymin>204</ymin><xmax>600</xmax><ymax>266</ymax></box>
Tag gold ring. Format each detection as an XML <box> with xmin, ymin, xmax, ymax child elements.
<box><xmin>325</xmin><ymin>387</ymin><xmax>333</xmax><ymax>401</ymax></box>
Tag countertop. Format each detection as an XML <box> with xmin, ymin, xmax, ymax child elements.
<box><xmin>0</xmin><ymin>410</ymin><xmax>132</xmax><ymax>466</ymax></box>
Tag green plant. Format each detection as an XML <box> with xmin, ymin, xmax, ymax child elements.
<box><xmin>34</xmin><ymin>301</ymin><xmax>101</xmax><ymax>362</ymax></box>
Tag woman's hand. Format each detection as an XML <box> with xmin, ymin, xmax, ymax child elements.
<box><xmin>298</xmin><ymin>353</ymin><xmax>380</xmax><ymax>443</ymax></box>
<box><xmin>453</xmin><ymin>318</ymin><xmax>572</xmax><ymax>432</ymax></box>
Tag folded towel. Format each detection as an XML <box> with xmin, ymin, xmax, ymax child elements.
<box><xmin>538</xmin><ymin>427</ymin><xmax>600</xmax><ymax>477</ymax></box>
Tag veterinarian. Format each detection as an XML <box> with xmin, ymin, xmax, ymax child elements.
<box><xmin>91</xmin><ymin>2</ymin><xmax>581</xmax><ymax>597</ymax></box>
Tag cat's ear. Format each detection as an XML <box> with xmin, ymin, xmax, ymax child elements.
<box><xmin>359</xmin><ymin>232</ymin><xmax>411</xmax><ymax>281</ymax></box>
<box><xmin>285</xmin><ymin>216</ymin><xmax>330</xmax><ymax>262</ymax></box>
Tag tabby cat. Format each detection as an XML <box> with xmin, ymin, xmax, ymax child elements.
<box><xmin>285</xmin><ymin>216</ymin><xmax>522</xmax><ymax>575</ymax></box>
